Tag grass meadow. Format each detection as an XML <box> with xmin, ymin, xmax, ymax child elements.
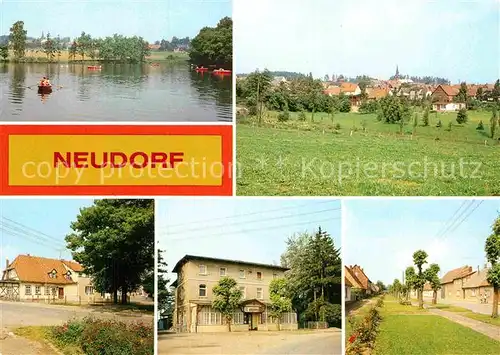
<box><xmin>237</xmin><ymin>109</ymin><xmax>500</xmax><ymax>196</ymax></box>
<box><xmin>369</xmin><ymin>297</ymin><xmax>500</xmax><ymax>355</ymax></box>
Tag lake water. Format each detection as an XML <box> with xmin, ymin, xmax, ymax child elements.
<box><xmin>0</xmin><ymin>63</ymin><xmax>232</xmax><ymax>122</ymax></box>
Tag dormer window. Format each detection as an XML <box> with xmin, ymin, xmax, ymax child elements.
<box><xmin>48</xmin><ymin>269</ymin><xmax>57</xmax><ymax>279</ymax></box>
<box><xmin>65</xmin><ymin>271</ymin><xmax>72</xmax><ymax>280</ymax></box>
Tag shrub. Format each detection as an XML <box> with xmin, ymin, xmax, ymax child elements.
<box><xmin>359</xmin><ymin>100</ymin><xmax>379</xmax><ymax>114</ymax></box>
<box><xmin>361</xmin><ymin>119</ymin><xmax>367</xmax><ymax>131</ymax></box>
<box><xmin>456</xmin><ymin>108</ymin><xmax>468</xmax><ymax>124</ymax></box>
<box><xmin>436</xmin><ymin>120</ymin><xmax>442</xmax><ymax>128</ymax></box>
<box><xmin>277</xmin><ymin>110</ymin><xmax>290</xmax><ymax>122</ymax></box>
<box><xmin>476</xmin><ymin>120</ymin><xmax>484</xmax><ymax>130</ymax></box>
<box><xmin>53</xmin><ymin>317</ymin><xmax>153</xmax><ymax>355</ymax></box>
<box><xmin>298</xmin><ymin>110</ymin><xmax>307</xmax><ymax>121</ymax></box>
<box><xmin>423</xmin><ymin>106</ymin><xmax>430</xmax><ymax>126</ymax></box>
<box><xmin>334</xmin><ymin>122</ymin><xmax>341</xmax><ymax>130</ymax></box>
<box><xmin>447</xmin><ymin>121</ymin><xmax>453</xmax><ymax>131</ymax></box>
<box><xmin>491</xmin><ymin>106</ymin><xmax>498</xmax><ymax>138</ymax></box>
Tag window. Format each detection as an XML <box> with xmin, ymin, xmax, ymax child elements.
<box><xmin>199</xmin><ymin>265</ymin><xmax>207</xmax><ymax>275</ymax></box>
<box><xmin>44</xmin><ymin>286</ymin><xmax>50</xmax><ymax>295</ymax></box>
<box><xmin>85</xmin><ymin>286</ymin><xmax>94</xmax><ymax>295</ymax></box>
<box><xmin>35</xmin><ymin>286</ymin><xmax>41</xmax><ymax>295</ymax></box>
<box><xmin>257</xmin><ymin>287</ymin><xmax>263</xmax><ymax>299</ymax></box>
<box><xmin>471</xmin><ymin>289</ymin><xmax>476</xmax><ymax>297</ymax></box>
<box><xmin>48</xmin><ymin>269</ymin><xmax>57</xmax><ymax>279</ymax></box>
<box><xmin>219</xmin><ymin>267</ymin><xmax>226</xmax><ymax>277</ymax></box>
<box><xmin>257</xmin><ymin>272</ymin><xmax>262</xmax><ymax>280</ymax></box>
<box><xmin>65</xmin><ymin>271</ymin><xmax>72</xmax><ymax>281</ymax></box>
<box><xmin>239</xmin><ymin>286</ymin><xmax>246</xmax><ymax>299</ymax></box>
<box><xmin>199</xmin><ymin>284</ymin><xmax>207</xmax><ymax>297</ymax></box>
<box><xmin>239</xmin><ymin>269</ymin><xmax>245</xmax><ymax>278</ymax></box>
<box><xmin>25</xmin><ymin>285</ymin><xmax>32</xmax><ymax>295</ymax></box>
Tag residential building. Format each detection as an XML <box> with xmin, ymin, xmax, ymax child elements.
<box><xmin>440</xmin><ymin>266</ymin><xmax>475</xmax><ymax>301</ymax></box>
<box><xmin>431</xmin><ymin>85</ymin><xmax>466</xmax><ymax>112</ymax></box>
<box><xmin>366</xmin><ymin>87</ymin><xmax>388</xmax><ymax>101</ymax></box>
<box><xmin>410</xmin><ymin>282</ymin><xmax>434</xmax><ymax>299</ymax></box>
<box><xmin>344</xmin><ymin>265</ymin><xmax>367</xmax><ymax>299</ymax></box>
<box><xmin>1</xmin><ymin>254</ymin><xmax>100</xmax><ymax>303</ymax></box>
<box><xmin>172</xmin><ymin>255</ymin><xmax>298</xmax><ymax>333</ymax></box>
<box><xmin>462</xmin><ymin>267</ymin><xmax>500</xmax><ymax>304</ymax></box>
<box><xmin>349</xmin><ymin>265</ymin><xmax>373</xmax><ymax>295</ymax></box>
<box><xmin>345</xmin><ymin>276</ymin><xmax>352</xmax><ymax>302</ymax></box>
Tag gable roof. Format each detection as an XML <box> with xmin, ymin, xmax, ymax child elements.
<box><xmin>441</xmin><ymin>266</ymin><xmax>474</xmax><ymax>284</ymax></box>
<box><xmin>436</xmin><ymin>85</ymin><xmax>459</xmax><ymax>97</ymax></box>
<box><xmin>366</xmin><ymin>87</ymin><xmax>388</xmax><ymax>99</ymax></box>
<box><xmin>172</xmin><ymin>255</ymin><xmax>289</xmax><ymax>273</ymax></box>
<box><xmin>4</xmin><ymin>255</ymin><xmax>81</xmax><ymax>285</ymax></box>
<box><xmin>350</xmin><ymin>265</ymin><xmax>371</xmax><ymax>289</ymax></box>
<box><xmin>340</xmin><ymin>82</ymin><xmax>358</xmax><ymax>93</ymax></box>
<box><xmin>345</xmin><ymin>276</ymin><xmax>353</xmax><ymax>287</ymax></box>
<box><xmin>462</xmin><ymin>268</ymin><xmax>490</xmax><ymax>289</ymax></box>
<box><xmin>344</xmin><ymin>265</ymin><xmax>365</xmax><ymax>289</ymax></box>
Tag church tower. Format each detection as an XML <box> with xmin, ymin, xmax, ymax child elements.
<box><xmin>395</xmin><ymin>65</ymin><xmax>400</xmax><ymax>80</ymax></box>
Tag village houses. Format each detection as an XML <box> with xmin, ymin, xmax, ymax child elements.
<box><xmin>439</xmin><ymin>265</ymin><xmax>499</xmax><ymax>304</ymax></box>
<box><xmin>0</xmin><ymin>254</ymin><xmax>101</xmax><ymax>303</ymax></box>
<box><xmin>172</xmin><ymin>255</ymin><xmax>298</xmax><ymax>333</ymax></box>
<box><xmin>345</xmin><ymin>265</ymin><xmax>378</xmax><ymax>301</ymax></box>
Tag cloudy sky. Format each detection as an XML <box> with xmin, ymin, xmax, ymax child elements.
<box><xmin>343</xmin><ymin>198</ymin><xmax>499</xmax><ymax>286</ymax></box>
<box><xmin>234</xmin><ymin>0</ymin><xmax>499</xmax><ymax>83</ymax></box>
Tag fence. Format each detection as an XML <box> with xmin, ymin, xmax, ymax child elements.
<box><xmin>307</xmin><ymin>321</ymin><xmax>328</xmax><ymax>329</ymax></box>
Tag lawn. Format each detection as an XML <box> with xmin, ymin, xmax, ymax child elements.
<box><xmin>236</xmin><ymin>110</ymin><xmax>500</xmax><ymax>196</ymax></box>
<box><xmin>373</xmin><ymin>298</ymin><xmax>500</xmax><ymax>354</ymax></box>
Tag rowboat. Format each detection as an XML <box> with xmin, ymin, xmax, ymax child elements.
<box><xmin>88</xmin><ymin>65</ymin><xmax>102</xmax><ymax>70</ymax></box>
<box><xmin>38</xmin><ymin>85</ymin><xmax>52</xmax><ymax>93</ymax></box>
<box><xmin>213</xmin><ymin>69</ymin><xmax>232</xmax><ymax>75</ymax></box>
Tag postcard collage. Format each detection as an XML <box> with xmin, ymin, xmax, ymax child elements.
<box><xmin>0</xmin><ymin>0</ymin><xmax>499</xmax><ymax>354</ymax></box>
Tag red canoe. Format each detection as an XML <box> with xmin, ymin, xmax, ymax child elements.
<box><xmin>88</xmin><ymin>65</ymin><xmax>102</xmax><ymax>70</ymax></box>
<box><xmin>213</xmin><ymin>69</ymin><xmax>232</xmax><ymax>75</ymax></box>
<box><xmin>195</xmin><ymin>67</ymin><xmax>208</xmax><ymax>72</ymax></box>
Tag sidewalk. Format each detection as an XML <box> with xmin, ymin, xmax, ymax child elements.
<box><xmin>427</xmin><ymin>307</ymin><xmax>500</xmax><ymax>341</ymax></box>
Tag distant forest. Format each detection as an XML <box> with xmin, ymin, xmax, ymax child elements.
<box><xmin>238</xmin><ymin>69</ymin><xmax>450</xmax><ymax>84</ymax></box>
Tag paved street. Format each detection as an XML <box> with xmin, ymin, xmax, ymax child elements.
<box><xmin>435</xmin><ymin>298</ymin><xmax>493</xmax><ymax>315</ymax></box>
<box><xmin>159</xmin><ymin>329</ymin><xmax>342</xmax><ymax>355</ymax></box>
<box><xmin>0</xmin><ymin>300</ymin><xmax>153</xmax><ymax>327</ymax></box>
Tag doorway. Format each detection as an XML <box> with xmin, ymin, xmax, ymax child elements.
<box><xmin>250</xmin><ymin>313</ymin><xmax>259</xmax><ymax>330</ymax></box>
<box><xmin>58</xmin><ymin>287</ymin><xmax>64</xmax><ymax>299</ymax></box>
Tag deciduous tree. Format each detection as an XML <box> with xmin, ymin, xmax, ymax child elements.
<box><xmin>269</xmin><ymin>278</ymin><xmax>292</xmax><ymax>330</ymax></box>
<box><xmin>9</xmin><ymin>21</ymin><xmax>27</xmax><ymax>59</ymax></box>
<box><xmin>485</xmin><ymin>217</ymin><xmax>500</xmax><ymax>318</ymax></box>
<box><xmin>212</xmin><ymin>277</ymin><xmax>243</xmax><ymax>332</ymax></box>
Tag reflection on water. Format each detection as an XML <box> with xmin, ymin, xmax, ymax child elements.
<box><xmin>0</xmin><ymin>62</ymin><xmax>232</xmax><ymax>121</ymax></box>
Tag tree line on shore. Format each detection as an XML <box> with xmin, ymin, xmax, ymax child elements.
<box><xmin>2</xmin><ymin>17</ymin><xmax>232</xmax><ymax>66</ymax></box>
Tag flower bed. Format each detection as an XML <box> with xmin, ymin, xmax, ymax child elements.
<box><xmin>346</xmin><ymin>296</ymin><xmax>384</xmax><ymax>355</ymax></box>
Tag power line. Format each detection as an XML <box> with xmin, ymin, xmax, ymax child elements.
<box><xmin>433</xmin><ymin>200</ymin><xmax>468</xmax><ymax>239</ymax></box>
<box><xmin>162</xmin><ymin>217</ymin><xmax>340</xmax><ymax>242</ymax></box>
<box><xmin>1</xmin><ymin>216</ymin><xmax>66</xmax><ymax>246</ymax></box>
<box><xmin>166</xmin><ymin>207</ymin><xmax>341</xmax><ymax>235</ymax></box>
<box><xmin>0</xmin><ymin>225</ymin><xmax>65</xmax><ymax>252</ymax></box>
<box><xmin>441</xmin><ymin>200</ymin><xmax>484</xmax><ymax>242</ymax></box>
<box><xmin>159</xmin><ymin>200</ymin><xmax>340</xmax><ymax>229</ymax></box>
<box><xmin>435</xmin><ymin>200</ymin><xmax>475</xmax><ymax>240</ymax></box>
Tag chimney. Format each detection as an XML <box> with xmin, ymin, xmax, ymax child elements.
<box><xmin>5</xmin><ymin>258</ymin><xmax>9</xmax><ymax>269</ymax></box>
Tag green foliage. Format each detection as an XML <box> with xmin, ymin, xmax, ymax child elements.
<box><xmin>359</xmin><ymin>100</ymin><xmax>379</xmax><ymax>114</ymax></box>
<box><xmin>298</xmin><ymin>110</ymin><xmax>307</xmax><ymax>121</ymax></box>
<box><xmin>455</xmin><ymin>82</ymin><xmax>468</xmax><ymax>103</ymax></box>
<box><xmin>346</xmin><ymin>296</ymin><xmax>384</xmax><ymax>354</ymax></box>
<box><xmin>456</xmin><ymin>108</ymin><xmax>468</xmax><ymax>124</ymax></box>
<box><xmin>493</xmin><ymin>79</ymin><xmax>500</xmax><ymax>101</ymax></box>
<box><xmin>9</xmin><ymin>21</ymin><xmax>27</xmax><ymax>59</ymax></box>
<box><xmin>43</xmin><ymin>32</ymin><xmax>56</xmax><ymax>61</ymax></box>
<box><xmin>212</xmin><ymin>277</ymin><xmax>243</xmax><ymax>330</ymax></box>
<box><xmin>490</xmin><ymin>106</ymin><xmax>498</xmax><ymax>138</ymax></box>
<box><xmin>423</xmin><ymin>106</ymin><xmax>430</xmax><ymax>126</ymax></box>
<box><xmin>436</xmin><ymin>119</ymin><xmax>442</xmax><ymax>128</ymax></box>
<box><xmin>0</xmin><ymin>45</ymin><xmax>8</xmax><ymax>61</ymax></box>
<box><xmin>269</xmin><ymin>278</ymin><xmax>293</xmax><ymax>327</ymax></box>
<box><xmin>65</xmin><ymin>199</ymin><xmax>154</xmax><ymax>304</ymax></box>
<box><xmin>281</xmin><ymin>227</ymin><xmax>341</xmax><ymax>327</ymax></box>
<box><xmin>305</xmin><ymin>298</ymin><xmax>341</xmax><ymax>327</ymax></box>
<box><xmin>379</xmin><ymin>96</ymin><xmax>411</xmax><ymax>124</ymax></box>
<box><xmin>447</xmin><ymin>121</ymin><xmax>453</xmax><ymax>131</ymax></box>
<box><xmin>189</xmin><ymin>17</ymin><xmax>232</xmax><ymax>67</ymax></box>
<box><xmin>53</xmin><ymin>318</ymin><xmax>153</xmax><ymax>355</ymax></box>
<box><xmin>277</xmin><ymin>109</ymin><xmax>290</xmax><ymax>122</ymax></box>
<box><xmin>477</xmin><ymin>120</ymin><xmax>484</xmax><ymax>130</ymax></box>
